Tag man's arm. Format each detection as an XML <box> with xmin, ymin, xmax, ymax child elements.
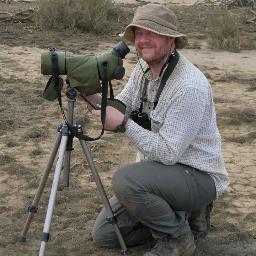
<box><xmin>80</xmin><ymin>93</ymin><xmax>102</xmax><ymax>111</ymax></box>
<box><xmin>125</xmin><ymin>87</ymin><xmax>208</xmax><ymax>164</ymax></box>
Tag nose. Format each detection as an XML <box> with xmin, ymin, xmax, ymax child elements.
<box><xmin>140</xmin><ymin>34</ymin><xmax>150</xmax><ymax>43</ymax></box>
<box><xmin>135</xmin><ymin>31</ymin><xmax>151</xmax><ymax>43</ymax></box>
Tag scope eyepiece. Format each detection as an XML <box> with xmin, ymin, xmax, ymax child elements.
<box><xmin>112</xmin><ymin>41</ymin><xmax>130</xmax><ymax>59</ymax></box>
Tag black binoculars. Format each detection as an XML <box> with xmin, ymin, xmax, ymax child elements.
<box><xmin>130</xmin><ymin>110</ymin><xmax>151</xmax><ymax>131</ymax></box>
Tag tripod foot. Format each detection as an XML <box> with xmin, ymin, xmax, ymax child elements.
<box><xmin>18</xmin><ymin>235</ymin><xmax>27</xmax><ymax>242</ymax></box>
<box><xmin>121</xmin><ymin>249</ymin><xmax>129</xmax><ymax>255</ymax></box>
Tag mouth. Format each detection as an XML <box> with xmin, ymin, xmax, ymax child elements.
<box><xmin>139</xmin><ymin>47</ymin><xmax>154</xmax><ymax>54</ymax></box>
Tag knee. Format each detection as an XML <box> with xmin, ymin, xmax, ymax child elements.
<box><xmin>112</xmin><ymin>167</ymin><xmax>135</xmax><ymax>198</ymax></box>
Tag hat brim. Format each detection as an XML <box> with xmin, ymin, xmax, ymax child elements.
<box><xmin>120</xmin><ymin>21</ymin><xmax>188</xmax><ymax>49</ymax></box>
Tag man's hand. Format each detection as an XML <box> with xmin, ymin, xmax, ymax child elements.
<box><xmin>91</xmin><ymin>106</ymin><xmax>124</xmax><ymax>131</ymax></box>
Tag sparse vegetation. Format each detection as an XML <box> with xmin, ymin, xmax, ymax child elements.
<box><xmin>221</xmin><ymin>0</ymin><xmax>256</xmax><ymax>8</ymax></box>
<box><xmin>248</xmin><ymin>80</ymin><xmax>256</xmax><ymax>91</ymax></box>
<box><xmin>207</xmin><ymin>7</ymin><xmax>241</xmax><ymax>51</ymax></box>
<box><xmin>35</xmin><ymin>0</ymin><xmax>117</xmax><ymax>33</ymax></box>
<box><xmin>224</xmin><ymin>131</ymin><xmax>256</xmax><ymax>144</ymax></box>
<box><xmin>218</xmin><ymin>108</ymin><xmax>256</xmax><ymax>126</ymax></box>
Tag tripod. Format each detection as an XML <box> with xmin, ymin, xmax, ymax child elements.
<box><xmin>19</xmin><ymin>89</ymin><xmax>128</xmax><ymax>255</ymax></box>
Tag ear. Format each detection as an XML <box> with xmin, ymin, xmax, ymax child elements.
<box><xmin>168</xmin><ymin>37</ymin><xmax>175</xmax><ymax>49</ymax></box>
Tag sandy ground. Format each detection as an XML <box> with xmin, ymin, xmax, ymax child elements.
<box><xmin>1</xmin><ymin>0</ymin><xmax>256</xmax><ymax>256</ymax></box>
<box><xmin>113</xmin><ymin>0</ymin><xmax>201</xmax><ymax>5</ymax></box>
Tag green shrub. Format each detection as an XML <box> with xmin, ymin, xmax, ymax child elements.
<box><xmin>35</xmin><ymin>0</ymin><xmax>117</xmax><ymax>33</ymax></box>
<box><xmin>207</xmin><ymin>8</ymin><xmax>241</xmax><ymax>52</ymax></box>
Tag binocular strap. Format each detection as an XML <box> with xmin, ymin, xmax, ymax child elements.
<box><xmin>140</xmin><ymin>49</ymin><xmax>180</xmax><ymax>112</ymax></box>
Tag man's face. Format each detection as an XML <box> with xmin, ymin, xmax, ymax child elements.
<box><xmin>134</xmin><ymin>27</ymin><xmax>174</xmax><ymax>66</ymax></box>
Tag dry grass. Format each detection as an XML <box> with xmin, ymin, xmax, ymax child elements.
<box><xmin>35</xmin><ymin>0</ymin><xmax>117</xmax><ymax>33</ymax></box>
<box><xmin>225</xmin><ymin>0</ymin><xmax>256</xmax><ymax>8</ymax></box>
<box><xmin>206</xmin><ymin>7</ymin><xmax>241</xmax><ymax>52</ymax></box>
<box><xmin>218</xmin><ymin>108</ymin><xmax>256</xmax><ymax>127</ymax></box>
<box><xmin>248</xmin><ymin>80</ymin><xmax>256</xmax><ymax>91</ymax></box>
<box><xmin>224</xmin><ymin>131</ymin><xmax>256</xmax><ymax>144</ymax></box>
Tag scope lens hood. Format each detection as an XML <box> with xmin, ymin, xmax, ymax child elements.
<box><xmin>112</xmin><ymin>41</ymin><xmax>130</xmax><ymax>59</ymax></box>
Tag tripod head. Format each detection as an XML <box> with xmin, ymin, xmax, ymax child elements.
<box><xmin>65</xmin><ymin>87</ymin><xmax>79</xmax><ymax>101</ymax></box>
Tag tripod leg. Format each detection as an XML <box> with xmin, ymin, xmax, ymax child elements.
<box><xmin>63</xmin><ymin>96</ymin><xmax>75</xmax><ymax>187</ymax></box>
<box><xmin>79</xmin><ymin>140</ymin><xmax>128</xmax><ymax>255</ymax></box>
<box><xmin>63</xmin><ymin>135</ymin><xmax>73</xmax><ymax>187</ymax></box>
<box><xmin>19</xmin><ymin>133</ymin><xmax>62</xmax><ymax>242</ymax></box>
<box><xmin>39</xmin><ymin>134</ymin><xmax>69</xmax><ymax>256</ymax></box>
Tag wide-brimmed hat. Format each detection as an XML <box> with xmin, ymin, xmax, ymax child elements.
<box><xmin>120</xmin><ymin>4</ymin><xmax>187</xmax><ymax>49</ymax></box>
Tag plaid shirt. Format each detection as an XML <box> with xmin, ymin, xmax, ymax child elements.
<box><xmin>116</xmin><ymin>53</ymin><xmax>229</xmax><ymax>197</ymax></box>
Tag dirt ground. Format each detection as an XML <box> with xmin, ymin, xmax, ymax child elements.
<box><xmin>1</xmin><ymin>0</ymin><xmax>256</xmax><ymax>255</ymax></box>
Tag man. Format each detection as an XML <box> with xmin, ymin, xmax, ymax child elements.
<box><xmin>87</xmin><ymin>3</ymin><xmax>229</xmax><ymax>256</ymax></box>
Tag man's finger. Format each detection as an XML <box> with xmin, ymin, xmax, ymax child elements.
<box><xmin>91</xmin><ymin>109</ymin><xmax>101</xmax><ymax>117</ymax></box>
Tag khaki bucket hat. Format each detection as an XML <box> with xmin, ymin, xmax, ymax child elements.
<box><xmin>121</xmin><ymin>4</ymin><xmax>187</xmax><ymax>49</ymax></box>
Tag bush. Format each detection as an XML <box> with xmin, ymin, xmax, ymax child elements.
<box><xmin>207</xmin><ymin>7</ymin><xmax>241</xmax><ymax>51</ymax></box>
<box><xmin>222</xmin><ymin>0</ymin><xmax>255</xmax><ymax>8</ymax></box>
<box><xmin>35</xmin><ymin>0</ymin><xmax>117</xmax><ymax>33</ymax></box>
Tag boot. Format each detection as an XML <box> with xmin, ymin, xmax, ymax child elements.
<box><xmin>143</xmin><ymin>229</ymin><xmax>196</xmax><ymax>256</ymax></box>
<box><xmin>188</xmin><ymin>202</ymin><xmax>213</xmax><ymax>240</ymax></box>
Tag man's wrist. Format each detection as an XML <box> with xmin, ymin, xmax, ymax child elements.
<box><xmin>115</xmin><ymin>113</ymin><xmax>130</xmax><ymax>133</ymax></box>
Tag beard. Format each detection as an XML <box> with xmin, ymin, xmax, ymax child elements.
<box><xmin>137</xmin><ymin>47</ymin><xmax>170</xmax><ymax>67</ymax></box>
<box><xmin>146</xmin><ymin>54</ymin><xmax>168</xmax><ymax>66</ymax></box>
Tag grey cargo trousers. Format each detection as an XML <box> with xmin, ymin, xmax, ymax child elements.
<box><xmin>92</xmin><ymin>161</ymin><xmax>216</xmax><ymax>248</ymax></box>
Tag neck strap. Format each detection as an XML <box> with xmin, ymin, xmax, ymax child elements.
<box><xmin>140</xmin><ymin>49</ymin><xmax>179</xmax><ymax>111</ymax></box>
